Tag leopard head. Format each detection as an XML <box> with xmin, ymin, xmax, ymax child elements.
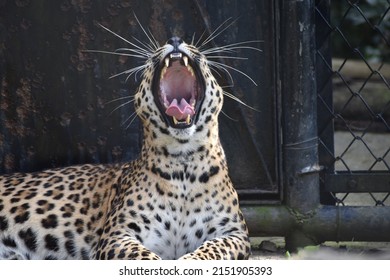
<box><xmin>134</xmin><ymin>36</ymin><xmax>223</xmax><ymax>143</ymax></box>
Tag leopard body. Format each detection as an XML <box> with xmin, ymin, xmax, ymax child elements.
<box><xmin>0</xmin><ymin>35</ymin><xmax>250</xmax><ymax>260</ymax></box>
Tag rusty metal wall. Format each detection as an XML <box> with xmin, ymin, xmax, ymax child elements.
<box><xmin>0</xmin><ymin>0</ymin><xmax>279</xmax><ymax>201</ymax></box>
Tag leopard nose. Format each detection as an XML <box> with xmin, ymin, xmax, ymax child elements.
<box><xmin>167</xmin><ymin>36</ymin><xmax>183</xmax><ymax>52</ymax></box>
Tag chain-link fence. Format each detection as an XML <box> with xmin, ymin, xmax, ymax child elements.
<box><xmin>246</xmin><ymin>0</ymin><xmax>390</xmax><ymax>251</ymax></box>
<box><xmin>316</xmin><ymin>0</ymin><xmax>390</xmax><ymax>207</ymax></box>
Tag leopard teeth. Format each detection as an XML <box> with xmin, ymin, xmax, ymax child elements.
<box><xmin>170</xmin><ymin>53</ymin><xmax>182</xmax><ymax>59</ymax></box>
<box><xmin>188</xmin><ymin>66</ymin><xmax>194</xmax><ymax>76</ymax></box>
<box><xmin>183</xmin><ymin>56</ymin><xmax>188</xmax><ymax>67</ymax></box>
<box><xmin>172</xmin><ymin>116</ymin><xmax>191</xmax><ymax>125</ymax></box>
<box><xmin>160</xmin><ymin>66</ymin><xmax>167</xmax><ymax>80</ymax></box>
<box><xmin>165</xmin><ymin>58</ymin><xmax>170</xmax><ymax>68</ymax></box>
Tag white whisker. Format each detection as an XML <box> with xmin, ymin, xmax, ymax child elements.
<box><xmin>223</xmin><ymin>91</ymin><xmax>260</xmax><ymax>112</ymax></box>
<box><xmin>195</xmin><ymin>29</ymin><xmax>208</xmax><ymax>47</ymax></box>
<box><xmin>199</xmin><ymin>18</ymin><xmax>237</xmax><ymax>48</ymax></box>
<box><xmin>208</xmin><ymin>60</ymin><xmax>258</xmax><ymax>86</ymax></box>
<box><xmin>109</xmin><ymin>99</ymin><xmax>135</xmax><ymax>115</ymax></box>
<box><xmin>208</xmin><ymin>62</ymin><xmax>235</xmax><ymax>85</ymax></box>
<box><xmin>203</xmin><ymin>46</ymin><xmax>263</xmax><ymax>56</ymax></box>
<box><xmin>220</xmin><ymin>110</ymin><xmax>238</xmax><ymax>122</ymax></box>
<box><xmin>109</xmin><ymin>64</ymin><xmax>148</xmax><ymax>80</ymax></box>
<box><xmin>191</xmin><ymin>32</ymin><xmax>196</xmax><ymax>46</ymax></box>
<box><xmin>115</xmin><ymin>47</ymin><xmax>150</xmax><ymax>57</ymax></box>
<box><xmin>133</xmin><ymin>13</ymin><xmax>160</xmax><ymax>51</ymax></box>
<box><xmin>147</xmin><ymin>31</ymin><xmax>160</xmax><ymax>50</ymax></box>
<box><xmin>131</xmin><ymin>36</ymin><xmax>156</xmax><ymax>54</ymax></box>
<box><xmin>122</xmin><ymin>111</ymin><xmax>139</xmax><ymax>129</ymax></box>
<box><xmin>126</xmin><ymin>65</ymin><xmax>148</xmax><ymax>83</ymax></box>
<box><xmin>98</xmin><ymin>23</ymin><xmax>152</xmax><ymax>56</ymax></box>
<box><xmin>207</xmin><ymin>55</ymin><xmax>248</xmax><ymax>60</ymax></box>
<box><xmin>84</xmin><ymin>49</ymin><xmax>147</xmax><ymax>59</ymax></box>
<box><xmin>105</xmin><ymin>95</ymin><xmax>135</xmax><ymax>105</ymax></box>
<box><xmin>121</xmin><ymin>111</ymin><xmax>136</xmax><ymax>125</ymax></box>
<box><xmin>201</xmin><ymin>40</ymin><xmax>263</xmax><ymax>54</ymax></box>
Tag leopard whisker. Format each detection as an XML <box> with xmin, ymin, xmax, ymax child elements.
<box><xmin>207</xmin><ymin>62</ymin><xmax>235</xmax><ymax>86</ymax></box>
<box><xmin>105</xmin><ymin>95</ymin><xmax>135</xmax><ymax>105</ymax></box>
<box><xmin>206</xmin><ymin>55</ymin><xmax>248</xmax><ymax>60</ymax></box>
<box><xmin>131</xmin><ymin>36</ymin><xmax>157</xmax><ymax>54</ymax></box>
<box><xmin>223</xmin><ymin>91</ymin><xmax>260</xmax><ymax>112</ymax></box>
<box><xmin>97</xmin><ymin>23</ymin><xmax>153</xmax><ymax>57</ymax></box>
<box><xmin>220</xmin><ymin>110</ymin><xmax>238</xmax><ymax>122</ymax></box>
<box><xmin>125</xmin><ymin>66</ymin><xmax>148</xmax><ymax>83</ymax></box>
<box><xmin>198</xmin><ymin>17</ymin><xmax>238</xmax><ymax>48</ymax></box>
<box><xmin>207</xmin><ymin>60</ymin><xmax>258</xmax><ymax>86</ymax></box>
<box><xmin>133</xmin><ymin>13</ymin><xmax>160</xmax><ymax>51</ymax></box>
<box><xmin>194</xmin><ymin>29</ymin><xmax>208</xmax><ymax>48</ymax></box>
<box><xmin>115</xmin><ymin>47</ymin><xmax>151</xmax><ymax>57</ymax></box>
<box><xmin>109</xmin><ymin>64</ymin><xmax>148</xmax><ymax>81</ymax></box>
<box><xmin>200</xmin><ymin>40</ymin><xmax>263</xmax><ymax>55</ymax></box>
<box><xmin>84</xmin><ymin>49</ymin><xmax>147</xmax><ymax>59</ymax></box>
<box><xmin>109</xmin><ymin>99</ymin><xmax>135</xmax><ymax>115</ymax></box>
<box><xmin>123</xmin><ymin>111</ymin><xmax>139</xmax><ymax>130</ymax></box>
<box><xmin>191</xmin><ymin>32</ymin><xmax>197</xmax><ymax>46</ymax></box>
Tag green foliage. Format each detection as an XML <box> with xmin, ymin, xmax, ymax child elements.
<box><xmin>331</xmin><ymin>0</ymin><xmax>390</xmax><ymax>62</ymax></box>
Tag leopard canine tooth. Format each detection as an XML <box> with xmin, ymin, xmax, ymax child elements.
<box><xmin>186</xmin><ymin>115</ymin><xmax>191</xmax><ymax>124</ymax></box>
<box><xmin>160</xmin><ymin>66</ymin><xmax>167</xmax><ymax>80</ymax></box>
<box><xmin>188</xmin><ymin>66</ymin><xmax>194</xmax><ymax>76</ymax></box>
<box><xmin>183</xmin><ymin>56</ymin><xmax>188</xmax><ymax>67</ymax></box>
<box><xmin>173</xmin><ymin>116</ymin><xmax>178</xmax><ymax>125</ymax></box>
<box><xmin>165</xmin><ymin>58</ymin><xmax>169</xmax><ymax>68</ymax></box>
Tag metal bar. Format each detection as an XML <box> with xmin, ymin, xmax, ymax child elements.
<box><xmin>243</xmin><ymin>205</ymin><xmax>390</xmax><ymax>242</ymax></box>
<box><xmin>279</xmin><ymin>0</ymin><xmax>320</xmax><ymax>250</ymax></box>
<box><xmin>324</xmin><ymin>172</ymin><xmax>390</xmax><ymax>193</ymax></box>
<box><xmin>315</xmin><ymin>0</ymin><xmax>337</xmax><ymax>205</ymax></box>
<box><xmin>244</xmin><ymin>206</ymin><xmax>293</xmax><ymax>236</ymax></box>
<box><xmin>280</xmin><ymin>0</ymin><xmax>319</xmax><ymax>211</ymax></box>
<box><xmin>309</xmin><ymin>205</ymin><xmax>390</xmax><ymax>242</ymax></box>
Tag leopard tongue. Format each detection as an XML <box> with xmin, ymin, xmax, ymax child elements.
<box><xmin>165</xmin><ymin>98</ymin><xmax>195</xmax><ymax>122</ymax></box>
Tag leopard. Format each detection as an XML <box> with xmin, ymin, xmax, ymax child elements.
<box><xmin>0</xmin><ymin>27</ymin><xmax>252</xmax><ymax>260</ymax></box>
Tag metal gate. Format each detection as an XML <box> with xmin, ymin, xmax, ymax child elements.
<box><xmin>245</xmin><ymin>0</ymin><xmax>390</xmax><ymax>251</ymax></box>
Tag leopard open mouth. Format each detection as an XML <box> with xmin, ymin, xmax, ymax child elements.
<box><xmin>153</xmin><ymin>52</ymin><xmax>205</xmax><ymax>129</ymax></box>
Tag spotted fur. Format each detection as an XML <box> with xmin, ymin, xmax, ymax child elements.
<box><xmin>0</xmin><ymin>34</ymin><xmax>251</xmax><ymax>260</ymax></box>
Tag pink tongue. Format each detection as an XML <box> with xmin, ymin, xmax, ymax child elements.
<box><xmin>165</xmin><ymin>98</ymin><xmax>195</xmax><ymax>121</ymax></box>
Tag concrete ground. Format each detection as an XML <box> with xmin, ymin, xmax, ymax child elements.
<box><xmin>250</xmin><ymin>237</ymin><xmax>390</xmax><ymax>260</ymax></box>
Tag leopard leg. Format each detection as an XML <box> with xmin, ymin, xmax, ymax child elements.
<box><xmin>93</xmin><ymin>234</ymin><xmax>161</xmax><ymax>260</ymax></box>
<box><xmin>179</xmin><ymin>233</ymin><xmax>251</xmax><ymax>260</ymax></box>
